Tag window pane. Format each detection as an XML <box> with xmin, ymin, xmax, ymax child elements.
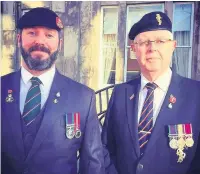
<box><xmin>102</xmin><ymin>8</ymin><xmax>118</xmax><ymax>85</ymax></box>
<box><xmin>172</xmin><ymin>3</ymin><xmax>193</xmax><ymax>78</ymax></box>
<box><xmin>173</xmin><ymin>3</ymin><xmax>192</xmax><ymax>46</ymax></box>
<box><xmin>103</xmin><ymin>8</ymin><xmax>118</xmax><ymax>34</ymax></box>
<box><xmin>172</xmin><ymin>47</ymin><xmax>190</xmax><ymax>77</ymax></box>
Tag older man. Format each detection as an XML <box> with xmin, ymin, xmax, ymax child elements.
<box><xmin>1</xmin><ymin>7</ymin><xmax>105</xmax><ymax>174</ymax></box>
<box><xmin>102</xmin><ymin>11</ymin><xmax>200</xmax><ymax>174</ymax></box>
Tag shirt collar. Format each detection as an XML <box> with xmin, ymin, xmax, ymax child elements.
<box><xmin>21</xmin><ymin>65</ymin><xmax>56</xmax><ymax>86</ymax></box>
<box><xmin>141</xmin><ymin>68</ymin><xmax>172</xmax><ymax>92</ymax></box>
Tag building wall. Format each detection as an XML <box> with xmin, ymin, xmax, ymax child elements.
<box><xmin>1</xmin><ymin>1</ymin><xmax>16</xmax><ymax>76</ymax></box>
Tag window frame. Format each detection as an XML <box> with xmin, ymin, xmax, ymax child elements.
<box><xmin>172</xmin><ymin>2</ymin><xmax>194</xmax><ymax>78</ymax></box>
<box><xmin>99</xmin><ymin>6</ymin><xmax>118</xmax><ymax>88</ymax></box>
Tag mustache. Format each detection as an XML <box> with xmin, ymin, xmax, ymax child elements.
<box><xmin>28</xmin><ymin>44</ymin><xmax>51</xmax><ymax>54</ymax></box>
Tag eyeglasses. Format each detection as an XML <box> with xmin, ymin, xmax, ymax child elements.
<box><xmin>133</xmin><ymin>39</ymin><xmax>173</xmax><ymax>47</ymax></box>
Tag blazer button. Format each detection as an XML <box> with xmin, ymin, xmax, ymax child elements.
<box><xmin>137</xmin><ymin>163</ymin><xmax>144</xmax><ymax>171</ymax></box>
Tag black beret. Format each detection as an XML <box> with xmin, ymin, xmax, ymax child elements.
<box><xmin>17</xmin><ymin>7</ymin><xmax>63</xmax><ymax>31</ymax></box>
<box><xmin>129</xmin><ymin>11</ymin><xmax>172</xmax><ymax>40</ymax></box>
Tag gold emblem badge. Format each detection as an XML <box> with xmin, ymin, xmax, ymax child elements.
<box><xmin>156</xmin><ymin>14</ymin><xmax>162</xmax><ymax>25</ymax></box>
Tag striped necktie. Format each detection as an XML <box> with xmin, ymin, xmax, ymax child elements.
<box><xmin>22</xmin><ymin>77</ymin><xmax>42</xmax><ymax>126</ymax></box>
<box><xmin>138</xmin><ymin>82</ymin><xmax>158</xmax><ymax>155</ymax></box>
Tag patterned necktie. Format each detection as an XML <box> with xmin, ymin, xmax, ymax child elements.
<box><xmin>22</xmin><ymin>77</ymin><xmax>42</xmax><ymax>126</ymax></box>
<box><xmin>138</xmin><ymin>82</ymin><xmax>158</xmax><ymax>155</ymax></box>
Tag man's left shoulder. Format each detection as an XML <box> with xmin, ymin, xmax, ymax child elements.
<box><xmin>180</xmin><ymin>76</ymin><xmax>200</xmax><ymax>90</ymax></box>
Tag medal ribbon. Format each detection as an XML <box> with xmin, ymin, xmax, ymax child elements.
<box><xmin>74</xmin><ymin>112</ymin><xmax>80</xmax><ymax>131</ymax></box>
<box><xmin>169</xmin><ymin>125</ymin><xmax>175</xmax><ymax>135</ymax></box>
<box><xmin>185</xmin><ymin>123</ymin><xmax>192</xmax><ymax>134</ymax></box>
<box><xmin>66</xmin><ymin>113</ymin><xmax>73</xmax><ymax>126</ymax></box>
<box><xmin>177</xmin><ymin>124</ymin><xmax>183</xmax><ymax>136</ymax></box>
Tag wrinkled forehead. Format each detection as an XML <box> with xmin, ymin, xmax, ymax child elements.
<box><xmin>134</xmin><ymin>30</ymin><xmax>173</xmax><ymax>42</ymax></box>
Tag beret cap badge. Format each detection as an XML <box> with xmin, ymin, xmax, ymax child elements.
<box><xmin>156</xmin><ymin>14</ymin><xmax>162</xmax><ymax>25</ymax></box>
<box><xmin>56</xmin><ymin>17</ymin><xmax>64</xmax><ymax>29</ymax></box>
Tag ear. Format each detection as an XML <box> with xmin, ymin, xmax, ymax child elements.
<box><xmin>17</xmin><ymin>34</ymin><xmax>21</xmax><ymax>47</ymax></box>
<box><xmin>172</xmin><ymin>40</ymin><xmax>177</xmax><ymax>51</ymax></box>
<box><xmin>130</xmin><ymin>43</ymin><xmax>136</xmax><ymax>52</ymax></box>
<box><xmin>59</xmin><ymin>39</ymin><xmax>63</xmax><ymax>51</ymax></box>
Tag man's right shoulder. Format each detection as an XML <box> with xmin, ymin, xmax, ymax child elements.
<box><xmin>1</xmin><ymin>71</ymin><xmax>18</xmax><ymax>82</ymax></box>
<box><xmin>1</xmin><ymin>71</ymin><xmax>21</xmax><ymax>90</ymax></box>
<box><xmin>113</xmin><ymin>75</ymin><xmax>141</xmax><ymax>91</ymax></box>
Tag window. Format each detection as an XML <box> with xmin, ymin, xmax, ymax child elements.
<box><xmin>172</xmin><ymin>3</ymin><xmax>194</xmax><ymax>78</ymax></box>
<box><xmin>125</xmin><ymin>4</ymin><xmax>164</xmax><ymax>81</ymax></box>
<box><xmin>100</xmin><ymin>7</ymin><xmax>118</xmax><ymax>86</ymax></box>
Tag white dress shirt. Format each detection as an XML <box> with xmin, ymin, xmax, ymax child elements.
<box><xmin>137</xmin><ymin>68</ymin><xmax>172</xmax><ymax>125</ymax></box>
<box><xmin>20</xmin><ymin>66</ymin><xmax>56</xmax><ymax>114</ymax></box>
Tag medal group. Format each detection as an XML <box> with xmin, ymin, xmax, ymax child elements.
<box><xmin>168</xmin><ymin>123</ymin><xmax>194</xmax><ymax>163</ymax></box>
<box><xmin>66</xmin><ymin>112</ymin><xmax>82</xmax><ymax>139</ymax></box>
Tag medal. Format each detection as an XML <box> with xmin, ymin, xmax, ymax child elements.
<box><xmin>66</xmin><ymin>126</ymin><xmax>75</xmax><ymax>139</ymax></box>
<box><xmin>177</xmin><ymin>137</ymin><xmax>185</xmax><ymax>149</ymax></box>
<box><xmin>74</xmin><ymin>112</ymin><xmax>81</xmax><ymax>138</ymax></box>
<box><xmin>169</xmin><ymin>138</ymin><xmax>178</xmax><ymax>149</ymax></box>
<box><xmin>168</xmin><ymin>125</ymin><xmax>178</xmax><ymax>149</ymax></box>
<box><xmin>184</xmin><ymin>123</ymin><xmax>194</xmax><ymax>148</ymax></box>
<box><xmin>177</xmin><ymin>125</ymin><xmax>186</xmax><ymax>149</ymax></box>
<box><xmin>185</xmin><ymin>138</ymin><xmax>194</xmax><ymax>147</ymax></box>
<box><xmin>75</xmin><ymin>130</ymin><xmax>81</xmax><ymax>138</ymax></box>
<box><xmin>66</xmin><ymin>113</ymin><xmax>75</xmax><ymax>139</ymax></box>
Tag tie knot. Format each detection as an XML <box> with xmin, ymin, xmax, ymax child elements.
<box><xmin>145</xmin><ymin>82</ymin><xmax>158</xmax><ymax>91</ymax></box>
<box><xmin>30</xmin><ymin>77</ymin><xmax>42</xmax><ymax>85</ymax></box>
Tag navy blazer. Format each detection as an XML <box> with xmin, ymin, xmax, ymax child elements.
<box><xmin>1</xmin><ymin>70</ymin><xmax>105</xmax><ymax>174</ymax></box>
<box><xmin>102</xmin><ymin>72</ymin><xmax>200</xmax><ymax>174</ymax></box>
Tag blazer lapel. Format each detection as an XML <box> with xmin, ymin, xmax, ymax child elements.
<box><xmin>5</xmin><ymin>70</ymin><xmax>25</xmax><ymax>160</ymax></box>
<box><xmin>25</xmin><ymin>71</ymin><xmax>69</xmax><ymax>161</ymax></box>
<box><xmin>126</xmin><ymin>77</ymin><xmax>141</xmax><ymax>158</ymax></box>
<box><xmin>145</xmin><ymin>72</ymin><xmax>182</xmax><ymax>152</ymax></box>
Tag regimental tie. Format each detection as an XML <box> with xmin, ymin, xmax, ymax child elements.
<box><xmin>22</xmin><ymin>77</ymin><xmax>42</xmax><ymax>126</ymax></box>
<box><xmin>138</xmin><ymin>82</ymin><xmax>158</xmax><ymax>155</ymax></box>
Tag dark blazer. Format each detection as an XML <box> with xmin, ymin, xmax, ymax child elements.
<box><xmin>1</xmin><ymin>70</ymin><xmax>105</xmax><ymax>174</ymax></box>
<box><xmin>102</xmin><ymin>72</ymin><xmax>200</xmax><ymax>174</ymax></box>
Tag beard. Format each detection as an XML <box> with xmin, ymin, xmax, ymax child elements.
<box><xmin>20</xmin><ymin>44</ymin><xmax>59</xmax><ymax>71</ymax></box>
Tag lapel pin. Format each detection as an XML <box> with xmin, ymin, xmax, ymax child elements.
<box><xmin>6</xmin><ymin>89</ymin><xmax>14</xmax><ymax>103</ymax></box>
<box><xmin>53</xmin><ymin>99</ymin><xmax>58</xmax><ymax>104</ymax></box>
<box><xmin>168</xmin><ymin>103</ymin><xmax>172</xmax><ymax>109</ymax></box>
<box><xmin>168</xmin><ymin>94</ymin><xmax>176</xmax><ymax>109</ymax></box>
<box><xmin>56</xmin><ymin>92</ymin><xmax>60</xmax><ymax>97</ymax></box>
<box><xmin>130</xmin><ymin>94</ymin><xmax>135</xmax><ymax>100</ymax></box>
